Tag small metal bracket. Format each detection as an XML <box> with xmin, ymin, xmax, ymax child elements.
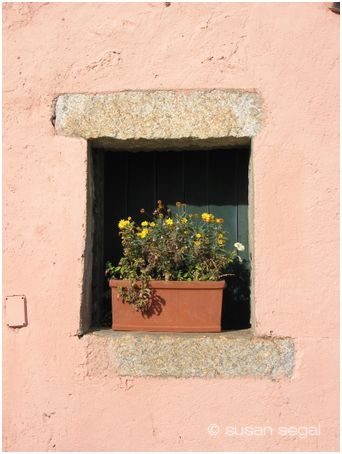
<box><xmin>5</xmin><ymin>295</ymin><xmax>28</xmax><ymax>328</ymax></box>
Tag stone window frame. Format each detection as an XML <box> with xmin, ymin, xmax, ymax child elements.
<box><xmin>54</xmin><ymin>90</ymin><xmax>295</xmax><ymax>379</ymax></box>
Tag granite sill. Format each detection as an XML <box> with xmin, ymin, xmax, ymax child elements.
<box><xmin>86</xmin><ymin>328</ymin><xmax>295</xmax><ymax>380</ymax></box>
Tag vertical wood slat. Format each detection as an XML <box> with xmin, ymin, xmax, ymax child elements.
<box><xmin>126</xmin><ymin>151</ymin><xmax>155</xmax><ymax>222</ymax></box>
<box><xmin>92</xmin><ymin>149</ymin><xmax>105</xmax><ymax>325</ymax></box>
<box><xmin>208</xmin><ymin>149</ymin><xmax>238</xmax><ymax>249</ymax></box>
<box><xmin>156</xmin><ymin>151</ymin><xmax>183</xmax><ymax>215</ymax></box>
<box><xmin>104</xmin><ymin>151</ymin><xmax>127</xmax><ymax>268</ymax></box>
<box><xmin>153</xmin><ymin>151</ymin><xmax>157</xmax><ymax>208</ymax></box>
<box><xmin>183</xmin><ymin>150</ymin><xmax>208</xmax><ymax>216</ymax></box>
<box><xmin>237</xmin><ymin>148</ymin><xmax>249</xmax><ymax>260</ymax></box>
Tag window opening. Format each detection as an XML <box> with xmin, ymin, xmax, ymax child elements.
<box><xmin>90</xmin><ymin>145</ymin><xmax>251</xmax><ymax>331</ymax></box>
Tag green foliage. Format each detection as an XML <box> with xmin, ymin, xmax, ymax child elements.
<box><xmin>106</xmin><ymin>201</ymin><xmax>244</xmax><ymax>312</ymax></box>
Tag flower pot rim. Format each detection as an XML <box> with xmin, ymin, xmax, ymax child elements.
<box><xmin>109</xmin><ymin>279</ymin><xmax>226</xmax><ymax>289</ymax></box>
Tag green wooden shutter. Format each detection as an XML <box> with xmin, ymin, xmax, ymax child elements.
<box><xmin>102</xmin><ymin>146</ymin><xmax>251</xmax><ymax>329</ymax></box>
<box><xmin>104</xmin><ymin>148</ymin><xmax>249</xmax><ymax>264</ymax></box>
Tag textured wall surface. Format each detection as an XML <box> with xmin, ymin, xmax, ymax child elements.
<box><xmin>3</xmin><ymin>2</ymin><xmax>339</xmax><ymax>451</ymax></box>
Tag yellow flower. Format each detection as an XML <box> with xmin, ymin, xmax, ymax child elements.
<box><xmin>195</xmin><ymin>233</ymin><xmax>202</xmax><ymax>239</ymax></box>
<box><xmin>140</xmin><ymin>208</ymin><xmax>145</xmax><ymax>214</ymax></box>
<box><xmin>118</xmin><ymin>219</ymin><xmax>130</xmax><ymax>229</ymax></box>
<box><xmin>141</xmin><ymin>229</ymin><xmax>148</xmax><ymax>238</ymax></box>
<box><xmin>181</xmin><ymin>217</ymin><xmax>188</xmax><ymax>224</ymax></box>
<box><xmin>141</xmin><ymin>221</ymin><xmax>149</xmax><ymax>227</ymax></box>
<box><xmin>137</xmin><ymin>228</ymin><xmax>149</xmax><ymax>239</ymax></box>
<box><xmin>176</xmin><ymin>201</ymin><xmax>182</xmax><ymax>208</ymax></box>
<box><xmin>217</xmin><ymin>233</ymin><xmax>225</xmax><ymax>245</ymax></box>
<box><xmin>149</xmin><ymin>222</ymin><xmax>156</xmax><ymax>228</ymax></box>
<box><xmin>194</xmin><ymin>240</ymin><xmax>201</xmax><ymax>247</ymax></box>
<box><xmin>216</xmin><ymin>218</ymin><xmax>224</xmax><ymax>224</ymax></box>
<box><xmin>165</xmin><ymin>218</ymin><xmax>173</xmax><ymax>226</ymax></box>
<box><xmin>201</xmin><ymin>212</ymin><xmax>215</xmax><ymax>223</ymax></box>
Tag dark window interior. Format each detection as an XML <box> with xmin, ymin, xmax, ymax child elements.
<box><xmin>91</xmin><ymin>145</ymin><xmax>251</xmax><ymax>331</ymax></box>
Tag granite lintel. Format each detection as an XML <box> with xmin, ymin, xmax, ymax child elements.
<box><xmin>55</xmin><ymin>90</ymin><xmax>262</xmax><ymax>141</ymax></box>
<box><xmin>86</xmin><ymin>329</ymin><xmax>295</xmax><ymax>380</ymax></box>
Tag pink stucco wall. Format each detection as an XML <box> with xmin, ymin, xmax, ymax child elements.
<box><xmin>3</xmin><ymin>2</ymin><xmax>339</xmax><ymax>451</ymax></box>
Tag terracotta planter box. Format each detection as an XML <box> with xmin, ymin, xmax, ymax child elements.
<box><xmin>109</xmin><ymin>279</ymin><xmax>226</xmax><ymax>333</ymax></box>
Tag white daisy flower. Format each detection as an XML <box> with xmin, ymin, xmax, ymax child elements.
<box><xmin>234</xmin><ymin>242</ymin><xmax>245</xmax><ymax>252</ymax></box>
